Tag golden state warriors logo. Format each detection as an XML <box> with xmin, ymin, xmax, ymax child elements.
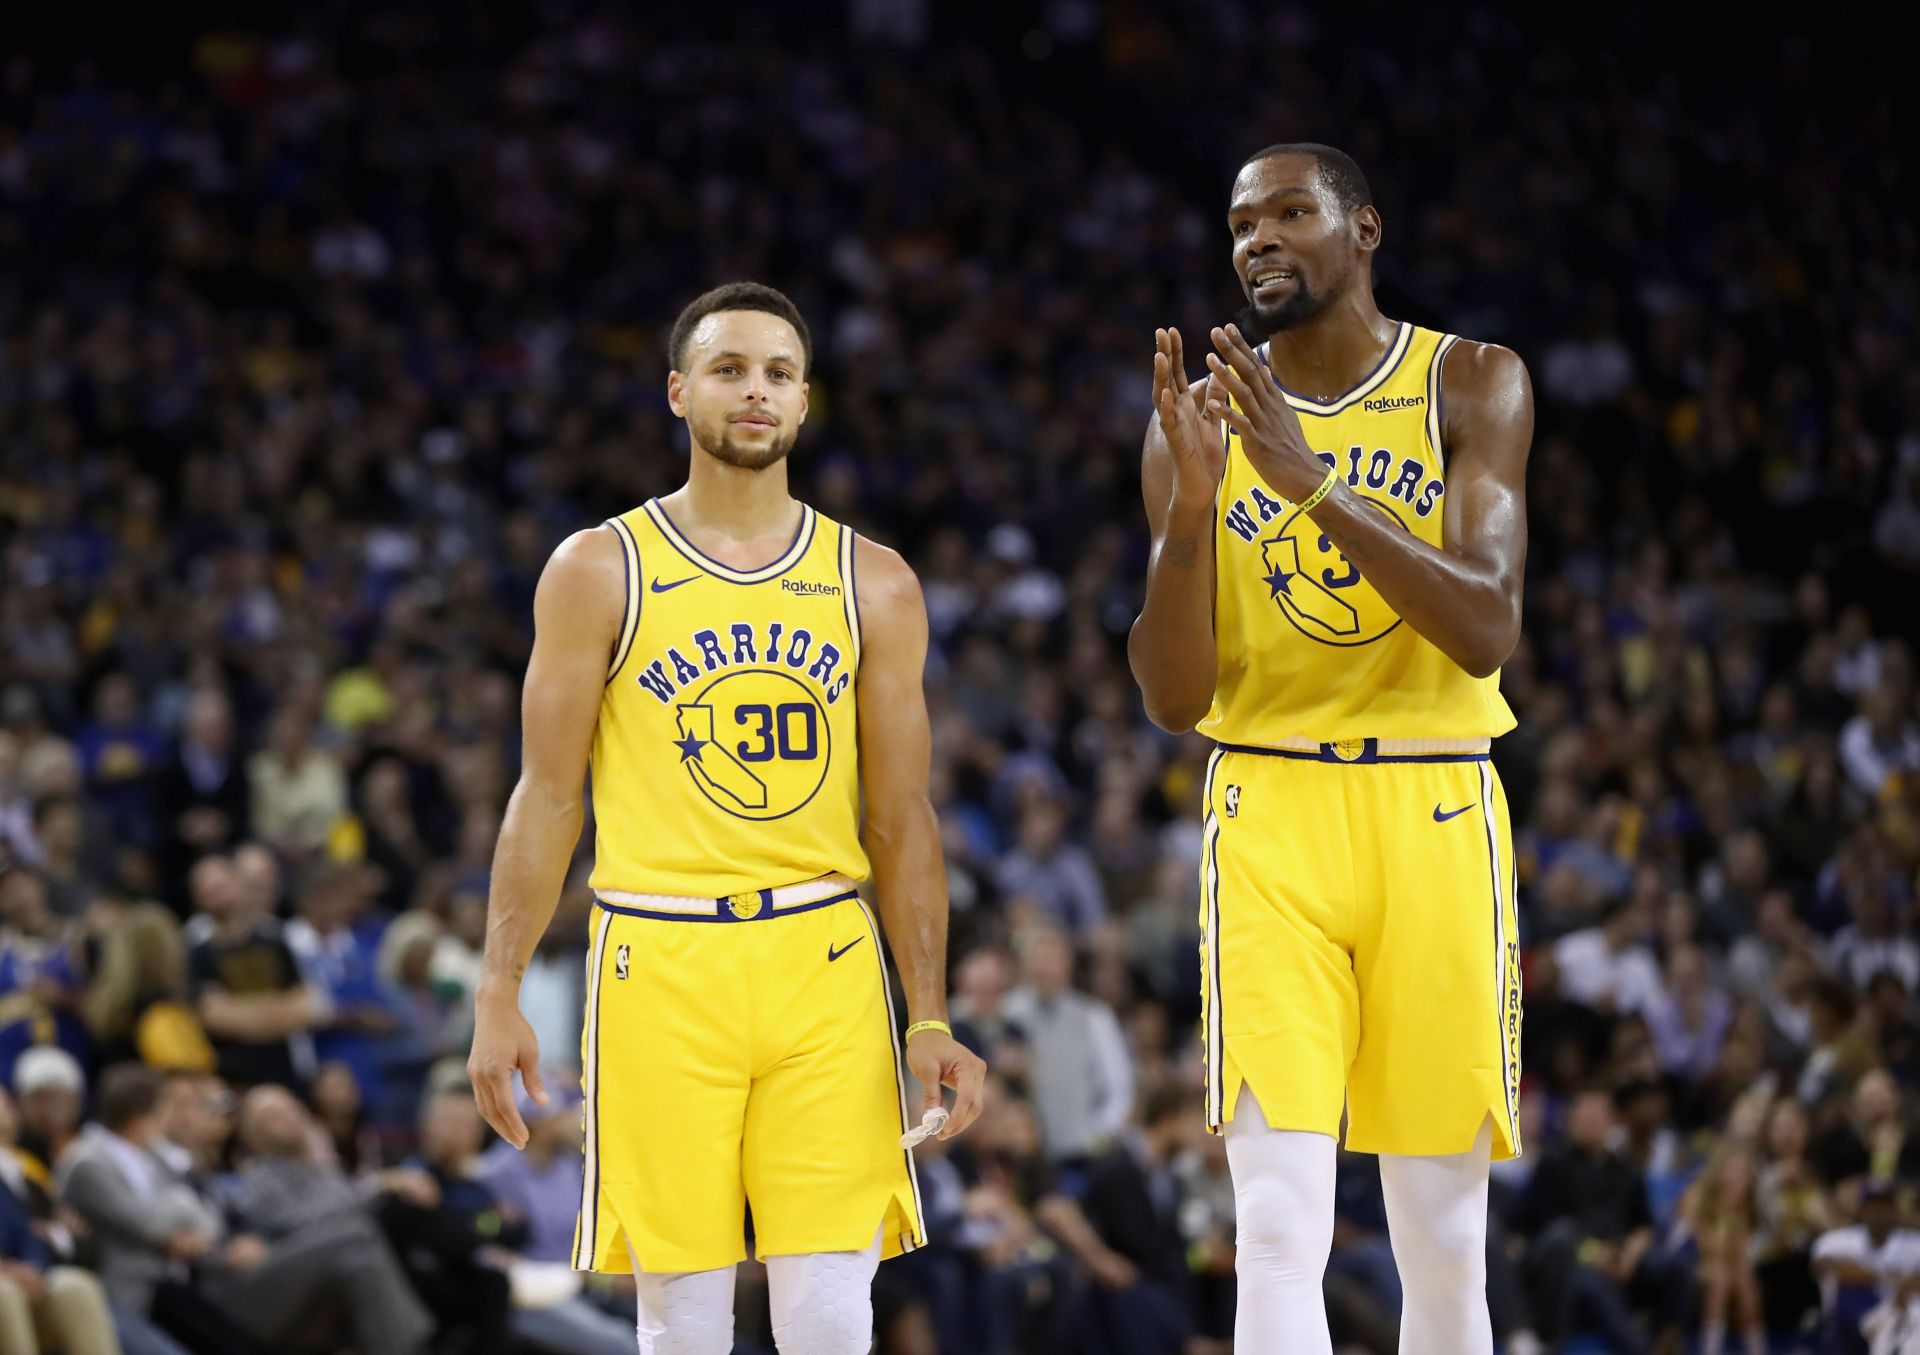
<box><xmin>672</xmin><ymin>668</ymin><xmax>832</xmax><ymax>821</ymax></box>
<box><xmin>1258</xmin><ymin>498</ymin><xmax>1409</xmax><ymax>646</ymax></box>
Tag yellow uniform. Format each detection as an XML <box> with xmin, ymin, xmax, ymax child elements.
<box><xmin>574</xmin><ymin>498</ymin><xmax>923</xmax><ymax>1274</ymax></box>
<box><xmin>1198</xmin><ymin>322</ymin><xmax>1523</xmax><ymax>1159</ymax></box>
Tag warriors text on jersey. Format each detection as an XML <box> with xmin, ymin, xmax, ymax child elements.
<box><xmin>1200</xmin><ymin>321</ymin><xmax>1518</xmax><ymax>745</ymax></box>
<box><xmin>590</xmin><ymin>498</ymin><xmax>870</xmax><ymax>899</ymax></box>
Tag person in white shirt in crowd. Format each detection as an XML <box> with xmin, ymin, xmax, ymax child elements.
<box><xmin>1814</xmin><ymin>1183</ymin><xmax>1920</xmax><ymax>1354</ymax></box>
<box><xmin>1553</xmin><ymin>891</ymin><xmax>1665</xmax><ymax>1017</ymax></box>
<box><xmin>1002</xmin><ymin>923</ymin><xmax>1132</xmax><ymax>1166</ymax></box>
<box><xmin>1829</xmin><ymin>879</ymin><xmax>1920</xmax><ymax>995</ymax></box>
<box><xmin>1838</xmin><ymin>684</ymin><xmax>1920</xmax><ymax>800</ymax></box>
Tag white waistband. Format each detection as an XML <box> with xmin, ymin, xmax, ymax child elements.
<box><xmin>1262</xmin><ymin>736</ymin><xmax>1492</xmax><ymax>755</ymax></box>
<box><xmin>596</xmin><ymin>873</ymin><xmax>856</xmax><ymax>917</ymax></box>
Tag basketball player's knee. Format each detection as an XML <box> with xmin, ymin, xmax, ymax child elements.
<box><xmin>641</xmin><ymin>1331</ymin><xmax>735</xmax><ymax>1355</ymax></box>
<box><xmin>768</xmin><ymin>1247</ymin><xmax>876</xmax><ymax>1355</ymax></box>
<box><xmin>1234</xmin><ymin>1177</ymin><xmax>1333</xmax><ymax>1278</ymax></box>
<box><xmin>636</xmin><ymin>1268</ymin><xmax>736</xmax><ymax>1355</ymax></box>
<box><xmin>771</xmin><ymin>1295</ymin><xmax>872</xmax><ymax>1355</ymax></box>
<box><xmin>1396</xmin><ymin>1212</ymin><xmax>1486</xmax><ymax>1301</ymax></box>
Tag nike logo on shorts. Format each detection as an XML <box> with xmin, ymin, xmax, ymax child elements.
<box><xmin>828</xmin><ymin>938</ymin><xmax>865</xmax><ymax>963</ymax></box>
<box><xmin>1432</xmin><ymin>803</ymin><xmax>1476</xmax><ymax>823</ymax></box>
<box><xmin>650</xmin><ymin>576</ymin><xmax>697</xmax><ymax>593</ymax></box>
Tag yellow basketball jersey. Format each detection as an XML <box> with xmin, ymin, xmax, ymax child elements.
<box><xmin>1199</xmin><ymin>322</ymin><xmax>1517</xmax><ymax>744</ymax></box>
<box><xmin>588</xmin><ymin>499</ymin><xmax>870</xmax><ymax>897</ymax></box>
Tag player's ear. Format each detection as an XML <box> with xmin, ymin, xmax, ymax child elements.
<box><xmin>1353</xmin><ymin>205</ymin><xmax>1382</xmax><ymax>257</ymax></box>
<box><xmin>666</xmin><ymin>370</ymin><xmax>687</xmax><ymax>418</ymax></box>
<box><xmin>797</xmin><ymin>379</ymin><xmax>809</xmax><ymax>426</ymax></box>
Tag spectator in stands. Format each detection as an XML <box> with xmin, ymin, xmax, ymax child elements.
<box><xmin>1838</xmin><ymin>686</ymin><xmax>1920</xmax><ymax>801</ymax></box>
<box><xmin>1523</xmin><ymin>1088</ymin><xmax>1692</xmax><ymax>1353</ymax></box>
<box><xmin>1865</xmin><ymin>972</ymin><xmax>1920</xmax><ymax>1085</ymax></box>
<box><xmin>1677</xmin><ymin>1145</ymin><xmax>1767</xmax><ymax>1355</ymax></box>
<box><xmin>1830</xmin><ymin>878</ymin><xmax>1920</xmax><ymax>995</ymax></box>
<box><xmin>184</xmin><ymin>853</ymin><xmax>323</xmax><ymax>1090</ymax></box>
<box><xmin>1552</xmin><ymin>891</ymin><xmax>1664</xmax><ymax>1017</ymax></box>
<box><xmin>423</xmin><ymin>1086</ymin><xmax>633</xmax><ymax>1355</ymax></box>
<box><xmin>1811</xmin><ymin>1070</ymin><xmax>1915</xmax><ymax>1191</ymax></box>
<box><xmin>949</xmin><ymin>943</ymin><xmax>1025</xmax><ymax>1070</ymax></box>
<box><xmin>1002</xmin><ymin>925</ymin><xmax>1132</xmax><ymax>1166</ymax></box>
<box><xmin>152</xmin><ymin>689</ymin><xmax>249</xmax><ymax>903</ymax></box>
<box><xmin>1812</xmin><ymin>1182</ymin><xmax>1920</xmax><ymax>1355</ymax></box>
<box><xmin>9</xmin><ymin>1048</ymin><xmax>84</xmax><ymax>1178</ymax></box>
<box><xmin>219</xmin><ymin>1082</ymin><xmax>435</xmax><ymax>1354</ymax></box>
<box><xmin>1034</xmin><ymin>1087</ymin><xmax>1228</xmax><ymax>1355</ymax></box>
<box><xmin>1</xmin><ymin>1082</ymin><xmax>142</xmax><ymax>1355</ymax></box>
<box><xmin>246</xmin><ymin>705</ymin><xmax>347</xmax><ymax>858</ymax></box>
<box><xmin>1797</xmin><ymin>978</ymin><xmax>1882</xmax><ymax>1107</ymax></box>
<box><xmin>0</xmin><ymin>868</ymin><xmax>90</xmax><ymax>1086</ymax></box>
<box><xmin>56</xmin><ymin>1064</ymin><xmax>264</xmax><ymax>1353</ymax></box>
<box><xmin>284</xmin><ymin>859</ymin><xmax>399</xmax><ymax>1108</ymax></box>
<box><xmin>74</xmin><ymin>672</ymin><xmax>164</xmax><ymax>854</ymax></box>
<box><xmin>1755</xmin><ymin>1096</ymin><xmax>1835</xmax><ymax>1337</ymax></box>
<box><xmin>310</xmin><ymin>1060</ymin><xmax>382</xmax><ymax>1173</ymax></box>
<box><xmin>477</xmin><ymin>1080</ymin><xmax>585</xmax><ymax>1266</ymax></box>
<box><xmin>1647</xmin><ymin>943</ymin><xmax>1734</xmax><ymax>1079</ymax></box>
<box><xmin>995</xmin><ymin>795</ymin><xmax>1107</xmax><ymax>935</ymax></box>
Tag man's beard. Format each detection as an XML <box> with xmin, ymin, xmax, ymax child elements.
<box><xmin>1234</xmin><ymin>275</ymin><xmax>1335</xmax><ymax>342</ymax></box>
<box><xmin>693</xmin><ymin>416</ymin><xmax>798</xmax><ymax>471</ymax></box>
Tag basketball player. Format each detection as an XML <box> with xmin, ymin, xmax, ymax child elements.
<box><xmin>468</xmin><ymin>282</ymin><xmax>987</xmax><ymax>1355</ymax></box>
<box><xmin>1130</xmin><ymin>144</ymin><xmax>1533</xmax><ymax>1354</ymax></box>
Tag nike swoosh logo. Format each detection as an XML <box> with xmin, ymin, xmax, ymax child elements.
<box><xmin>650</xmin><ymin>576</ymin><xmax>697</xmax><ymax>593</ymax></box>
<box><xmin>827</xmin><ymin>938</ymin><xmax>866</xmax><ymax>963</ymax></box>
<box><xmin>1433</xmin><ymin>803</ymin><xmax>1477</xmax><ymax>823</ymax></box>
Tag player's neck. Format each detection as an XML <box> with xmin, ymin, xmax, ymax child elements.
<box><xmin>1262</xmin><ymin>292</ymin><xmax>1398</xmax><ymax>404</ymax></box>
<box><xmin>670</xmin><ymin>452</ymin><xmax>801</xmax><ymax>540</ymax></box>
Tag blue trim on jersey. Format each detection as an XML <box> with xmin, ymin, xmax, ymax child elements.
<box><xmin>603</xmin><ymin>516</ymin><xmax>643</xmax><ymax>679</ymax></box>
<box><xmin>1261</xmin><ymin>321</ymin><xmax>1412</xmax><ymax>414</ymax></box>
<box><xmin>646</xmin><ymin>500</ymin><xmax>816</xmax><ymax>584</ymax></box>
<box><xmin>594</xmin><ymin>889</ymin><xmax>857</xmax><ymax>923</ymax></box>
<box><xmin>1477</xmin><ymin>764</ymin><xmax>1506</xmax><ymax>1138</ymax></box>
<box><xmin>1214</xmin><ymin>739</ymin><xmax>1490</xmax><ymax>765</ymax></box>
<box><xmin>1202</xmin><ymin>749</ymin><xmax>1225</xmax><ymax>1130</ymax></box>
<box><xmin>1430</xmin><ymin>334</ymin><xmax>1460</xmax><ymax>474</ymax></box>
<box><xmin>847</xmin><ymin>524</ymin><xmax>862</xmax><ymax>657</ymax></box>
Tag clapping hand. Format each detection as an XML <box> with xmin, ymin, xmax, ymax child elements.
<box><xmin>1153</xmin><ymin>328</ymin><xmax>1226</xmax><ymax>510</ymax></box>
<box><xmin>1203</xmin><ymin>324</ymin><xmax>1325</xmax><ymax>502</ymax></box>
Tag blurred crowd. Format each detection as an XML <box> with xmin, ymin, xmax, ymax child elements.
<box><xmin>2</xmin><ymin>2</ymin><xmax>1918</xmax><ymax>1354</ymax></box>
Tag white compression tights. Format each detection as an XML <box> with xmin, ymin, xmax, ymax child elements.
<box><xmin>632</xmin><ymin>1231</ymin><xmax>882</xmax><ymax>1355</ymax></box>
<box><xmin>1225</xmin><ymin>1088</ymin><xmax>1493</xmax><ymax>1355</ymax></box>
<box><xmin>1225</xmin><ymin>1089</ymin><xmax>1338</xmax><ymax>1355</ymax></box>
<box><xmin>1380</xmin><ymin>1118</ymin><xmax>1494</xmax><ymax>1355</ymax></box>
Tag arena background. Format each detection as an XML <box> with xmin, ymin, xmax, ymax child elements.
<box><xmin>2</xmin><ymin>4</ymin><xmax>1917</xmax><ymax>1353</ymax></box>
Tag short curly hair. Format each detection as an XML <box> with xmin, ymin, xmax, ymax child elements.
<box><xmin>667</xmin><ymin>281</ymin><xmax>812</xmax><ymax>376</ymax></box>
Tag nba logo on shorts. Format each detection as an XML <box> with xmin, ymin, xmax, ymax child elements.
<box><xmin>1225</xmin><ymin>785</ymin><xmax>1241</xmax><ymax>818</ymax></box>
<box><xmin>615</xmin><ymin>944</ymin><xmax>630</xmax><ymax>981</ymax></box>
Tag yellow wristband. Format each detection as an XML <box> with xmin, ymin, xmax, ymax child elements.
<box><xmin>904</xmin><ymin>1020</ymin><xmax>951</xmax><ymax>1041</ymax></box>
<box><xmin>1297</xmin><ymin>466</ymin><xmax>1340</xmax><ymax>513</ymax></box>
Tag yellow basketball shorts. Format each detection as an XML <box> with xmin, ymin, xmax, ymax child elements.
<box><xmin>572</xmin><ymin>887</ymin><xmax>924</xmax><ymax>1274</ymax></box>
<box><xmin>1199</xmin><ymin>740</ymin><xmax>1523</xmax><ymax>1160</ymax></box>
